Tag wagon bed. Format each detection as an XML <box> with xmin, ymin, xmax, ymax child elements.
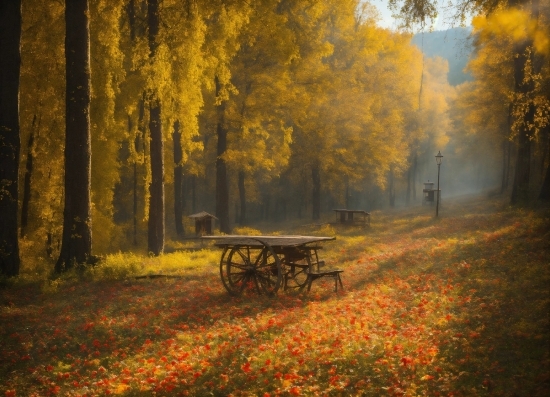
<box><xmin>205</xmin><ymin>235</ymin><xmax>335</xmax><ymax>248</ymax></box>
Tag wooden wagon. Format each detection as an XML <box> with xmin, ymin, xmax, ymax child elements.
<box><xmin>203</xmin><ymin>235</ymin><xmax>343</xmax><ymax>296</ymax></box>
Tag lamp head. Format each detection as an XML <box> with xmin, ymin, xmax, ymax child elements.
<box><xmin>435</xmin><ymin>151</ymin><xmax>443</xmax><ymax>165</ymax></box>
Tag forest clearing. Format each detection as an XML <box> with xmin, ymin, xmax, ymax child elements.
<box><xmin>1</xmin><ymin>0</ymin><xmax>549</xmax><ymax>395</ymax></box>
<box><xmin>1</xmin><ymin>195</ymin><xmax>549</xmax><ymax>396</ymax></box>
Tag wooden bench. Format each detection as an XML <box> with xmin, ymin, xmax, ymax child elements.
<box><xmin>306</xmin><ymin>260</ymin><xmax>344</xmax><ymax>292</ymax></box>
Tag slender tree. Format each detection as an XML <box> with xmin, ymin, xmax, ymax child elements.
<box><xmin>19</xmin><ymin>0</ymin><xmax>65</xmax><ymax>261</ymax></box>
<box><xmin>237</xmin><ymin>170</ymin><xmax>246</xmax><ymax>224</ymax></box>
<box><xmin>510</xmin><ymin>38</ymin><xmax>535</xmax><ymax>204</ymax></box>
<box><xmin>540</xmin><ymin>128</ymin><xmax>550</xmax><ymax>200</ymax></box>
<box><xmin>0</xmin><ymin>0</ymin><xmax>22</xmax><ymax>277</ymax></box>
<box><xmin>173</xmin><ymin>120</ymin><xmax>185</xmax><ymax>236</ymax></box>
<box><xmin>146</xmin><ymin>0</ymin><xmax>165</xmax><ymax>255</ymax></box>
<box><xmin>311</xmin><ymin>163</ymin><xmax>321</xmax><ymax>220</ymax></box>
<box><xmin>123</xmin><ymin>0</ymin><xmax>145</xmax><ymax>247</ymax></box>
<box><xmin>215</xmin><ymin>77</ymin><xmax>230</xmax><ymax>233</ymax></box>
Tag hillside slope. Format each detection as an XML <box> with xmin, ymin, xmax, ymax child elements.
<box><xmin>412</xmin><ymin>27</ymin><xmax>474</xmax><ymax>86</ymax></box>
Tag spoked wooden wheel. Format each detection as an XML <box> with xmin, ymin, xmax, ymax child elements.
<box><xmin>219</xmin><ymin>242</ymin><xmax>282</xmax><ymax>296</ymax></box>
<box><xmin>284</xmin><ymin>263</ymin><xmax>309</xmax><ymax>289</ymax></box>
<box><xmin>281</xmin><ymin>248</ymin><xmax>309</xmax><ymax>290</ymax></box>
<box><xmin>220</xmin><ymin>246</ymin><xmax>258</xmax><ymax>296</ymax></box>
<box><xmin>253</xmin><ymin>244</ymin><xmax>282</xmax><ymax>296</ymax></box>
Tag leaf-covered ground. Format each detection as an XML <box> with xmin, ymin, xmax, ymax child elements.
<box><xmin>1</xmin><ymin>196</ymin><xmax>549</xmax><ymax>396</ymax></box>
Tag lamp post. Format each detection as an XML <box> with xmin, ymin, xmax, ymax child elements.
<box><xmin>435</xmin><ymin>151</ymin><xmax>443</xmax><ymax>217</ymax></box>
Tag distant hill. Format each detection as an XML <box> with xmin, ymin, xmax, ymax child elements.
<box><xmin>411</xmin><ymin>27</ymin><xmax>474</xmax><ymax>86</ymax></box>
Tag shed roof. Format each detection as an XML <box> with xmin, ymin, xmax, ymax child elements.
<box><xmin>188</xmin><ymin>211</ymin><xmax>218</xmax><ymax>220</ymax></box>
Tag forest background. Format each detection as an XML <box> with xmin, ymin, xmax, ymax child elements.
<box><xmin>0</xmin><ymin>0</ymin><xmax>549</xmax><ymax>277</ymax></box>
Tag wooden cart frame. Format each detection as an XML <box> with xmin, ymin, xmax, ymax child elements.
<box><xmin>203</xmin><ymin>235</ymin><xmax>339</xmax><ymax>296</ymax></box>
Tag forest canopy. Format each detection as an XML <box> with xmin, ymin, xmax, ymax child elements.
<box><xmin>0</xmin><ymin>0</ymin><xmax>549</xmax><ymax>275</ymax></box>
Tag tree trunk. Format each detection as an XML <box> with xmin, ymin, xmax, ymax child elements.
<box><xmin>173</xmin><ymin>120</ymin><xmax>185</xmax><ymax>236</ymax></box>
<box><xmin>191</xmin><ymin>174</ymin><xmax>196</xmax><ymax>213</ymax></box>
<box><xmin>406</xmin><ymin>166</ymin><xmax>411</xmax><ymax>204</ymax></box>
<box><xmin>539</xmin><ymin>128</ymin><xmax>548</xmax><ymax>179</ymax></box>
<box><xmin>132</xmin><ymin>98</ymin><xmax>145</xmax><ymax>246</ymax></box>
<box><xmin>131</xmin><ymin>157</ymin><xmax>138</xmax><ymax>245</ymax></box>
<box><xmin>262</xmin><ymin>195</ymin><xmax>271</xmax><ymax>221</ymax></box>
<box><xmin>501</xmin><ymin>138</ymin><xmax>510</xmax><ymax>194</ymax></box>
<box><xmin>412</xmin><ymin>153</ymin><xmax>417</xmax><ymax>200</ymax></box>
<box><xmin>238</xmin><ymin>170</ymin><xmax>246</xmax><ymax>224</ymax></box>
<box><xmin>127</xmin><ymin>1</ymin><xmax>141</xmax><ymax>246</ymax></box>
<box><xmin>510</xmin><ymin>40</ymin><xmax>534</xmax><ymax>205</ymax></box>
<box><xmin>539</xmin><ymin>163</ymin><xmax>550</xmax><ymax>201</ymax></box>
<box><xmin>506</xmin><ymin>139</ymin><xmax>512</xmax><ymax>191</ymax></box>
<box><xmin>56</xmin><ymin>0</ymin><xmax>93</xmax><ymax>272</ymax></box>
<box><xmin>274</xmin><ymin>199</ymin><xmax>280</xmax><ymax>221</ymax></box>
<box><xmin>511</xmin><ymin>123</ymin><xmax>532</xmax><ymax>205</ymax></box>
<box><xmin>215</xmin><ymin>77</ymin><xmax>230</xmax><ymax>233</ymax></box>
<box><xmin>126</xmin><ymin>0</ymin><xmax>137</xmax><ymax>42</ymax></box>
<box><xmin>0</xmin><ymin>0</ymin><xmax>21</xmax><ymax>277</ymax></box>
<box><xmin>345</xmin><ymin>180</ymin><xmax>350</xmax><ymax>209</ymax></box>
<box><xmin>539</xmin><ymin>130</ymin><xmax>550</xmax><ymax>201</ymax></box>
<box><xmin>311</xmin><ymin>163</ymin><xmax>321</xmax><ymax>220</ymax></box>
<box><xmin>147</xmin><ymin>98</ymin><xmax>164</xmax><ymax>254</ymax></box>
<box><xmin>21</xmin><ymin>114</ymin><xmax>37</xmax><ymax>238</ymax></box>
<box><xmin>146</xmin><ymin>0</ymin><xmax>165</xmax><ymax>255</ymax></box>
<box><xmin>132</xmin><ymin>115</ymin><xmax>138</xmax><ymax>246</ymax></box>
<box><xmin>502</xmin><ymin>103</ymin><xmax>514</xmax><ymax>193</ymax></box>
<box><xmin>389</xmin><ymin>168</ymin><xmax>395</xmax><ymax>207</ymax></box>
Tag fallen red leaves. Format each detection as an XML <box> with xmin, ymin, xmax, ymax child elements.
<box><xmin>1</xmin><ymin>198</ymin><xmax>549</xmax><ymax>396</ymax></box>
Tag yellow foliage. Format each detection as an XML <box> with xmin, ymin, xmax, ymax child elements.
<box><xmin>473</xmin><ymin>8</ymin><xmax>549</xmax><ymax>55</ymax></box>
<box><xmin>232</xmin><ymin>226</ymin><xmax>262</xmax><ymax>235</ymax></box>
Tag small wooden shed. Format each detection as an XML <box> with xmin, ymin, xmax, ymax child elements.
<box><xmin>188</xmin><ymin>211</ymin><xmax>218</xmax><ymax>236</ymax></box>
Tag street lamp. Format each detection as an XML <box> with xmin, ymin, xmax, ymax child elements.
<box><xmin>435</xmin><ymin>151</ymin><xmax>443</xmax><ymax>217</ymax></box>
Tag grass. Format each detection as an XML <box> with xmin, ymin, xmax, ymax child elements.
<box><xmin>1</xmin><ymin>194</ymin><xmax>549</xmax><ymax>396</ymax></box>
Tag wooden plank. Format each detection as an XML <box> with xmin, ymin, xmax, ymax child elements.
<box><xmin>202</xmin><ymin>235</ymin><xmax>335</xmax><ymax>248</ymax></box>
<box><xmin>332</xmin><ymin>209</ymin><xmax>370</xmax><ymax>215</ymax></box>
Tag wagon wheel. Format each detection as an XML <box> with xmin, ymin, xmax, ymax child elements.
<box><xmin>252</xmin><ymin>240</ymin><xmax>282</xmax><ymax>296</ymax></box>
<box><xmin>220</xmin><ymin>246</ymin><xmax>259</xmax><ymax>296</ymax></box>
<box><xmin>281</xmin><ymin>248</ymin><xmax>309</xmax><ymax>289</ymax></box>
<box><xmin>285</xmin><ymin>262</ymin><xmax>309</xmax><ymax>289</ymax></box>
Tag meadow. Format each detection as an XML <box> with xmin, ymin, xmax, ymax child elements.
<box><xmin>1</xmin><ymin>195</ymin><xmax>549</xmax><ymax>396</ymax></box>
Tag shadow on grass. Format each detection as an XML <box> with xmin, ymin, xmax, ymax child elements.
<box><xmin>340</xmin><ymin>203</ymin><xmax>550</xmax><ymax>396</ymax></box>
